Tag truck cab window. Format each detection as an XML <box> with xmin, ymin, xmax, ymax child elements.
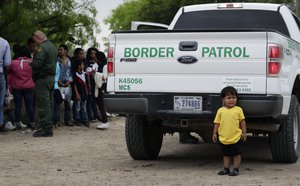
<box><xmin>174</xmin><ymin>10</ymin><xmax>290</xmax><ymax>37</ymax></box>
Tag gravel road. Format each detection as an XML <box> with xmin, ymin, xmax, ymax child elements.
<box><xmin>0</xmin><ymin>116</ymin><xmax>299</xmax><ymax>186</ymax></box>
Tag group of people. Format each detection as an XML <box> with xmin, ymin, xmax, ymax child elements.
<box><xmin>53</xmin><ymin>44</ymin><xmax>109</xmax><ymax>130</ymax></box>
<box><xmin>0</xmin><ymin>32</ymin><xmax>247</xmax><ymax>176</ymax></box>
<box><xmin>0</xmin><ymin>30</ymin><xmax>110</xmax><ymax>137</ymax></box>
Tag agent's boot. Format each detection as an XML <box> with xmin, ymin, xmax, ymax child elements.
<box><xmin>33</xmin><ymin>129</ymin><xmax>53</xmax><ymax>137</ymax></box>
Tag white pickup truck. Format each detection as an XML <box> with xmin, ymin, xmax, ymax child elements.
<box><xmin>104</xmin><ymin>3</ymin><xmax>300</xmax><ymax>163</ymax></box>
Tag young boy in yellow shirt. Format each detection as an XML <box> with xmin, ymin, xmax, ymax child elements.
<box><xmin>212</xmin><ymin>86</ymin><xmax>247</xmax><ymax>176</ymax></box>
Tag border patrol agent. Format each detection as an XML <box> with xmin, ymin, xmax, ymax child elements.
<box><xmin>31</xmin><ymin>31</ymin><xmax>57</xmax><ymax>137</ymax></box>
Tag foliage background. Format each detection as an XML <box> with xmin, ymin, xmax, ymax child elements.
<box><xmin>0</xmin><ymin>0</ymin><xmax>296</xmax><ymax>49</ymax></box>
<box><xmin>0</xmin><ymin>0</ymin><xmax>99</xmax><ymax>47</ymax></box>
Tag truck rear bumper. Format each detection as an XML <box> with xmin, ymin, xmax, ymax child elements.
<box><xmin>104</xmin><ymin>93</ymin><xmax>283</xmax><ymax>118</ymax></box>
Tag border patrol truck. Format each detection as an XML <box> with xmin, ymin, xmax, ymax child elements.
<box><xmin>104</xmin><ymin>3</ymin><xmax>300</xmax><ymax>163</ymax></box>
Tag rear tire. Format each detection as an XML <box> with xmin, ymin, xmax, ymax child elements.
<box><xmin>270</xmin><ymin>95</ymin><xmax>300</xmax><ymax>163</ymax></box>
<box><xmin>125</xmin><ymin>115</ymin><xmax>163</xmax><ymax>160</ymax></box>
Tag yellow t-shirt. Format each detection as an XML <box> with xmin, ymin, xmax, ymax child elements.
<box><xmin>214</xmin><ymin>106</ymin><xmax>245</xmax><ymax>145</ymax></box>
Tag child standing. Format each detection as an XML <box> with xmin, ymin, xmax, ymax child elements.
<box><xmin>73</xmin><ymin>60</ymin><xmax>89</xmax><ymax>127</ymax></box>
<box><xmin>212</xmin><ymin>86</ymin><xmax>247</xmax><ymax>176</ymax></box>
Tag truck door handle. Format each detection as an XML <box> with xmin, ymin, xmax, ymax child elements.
<box><xmin>179</xmin><ymin>41</ymin><xmax>198</xmax><ymax>51</ymax></box>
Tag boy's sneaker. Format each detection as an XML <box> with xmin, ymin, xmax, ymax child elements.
<box><xmin>229</xmin><ymin>168</ymin><xmax>239</xmax><ymax>176</ymax></box>
<box><xmin>218</xmin><ymin>167</ymin><xmax>230</xmax><ymax>175</ymax></box>
<box><xmin>5</xmin><ymin>121</ymin><xmax>16</xmax><ymax>130</ymax></box>
<box><xmin>20</xmin><ymin>122</ymin><xmax>27</xmax><ymax>129</ymax></box>
<box><xmin>15</xmin><ymin>122</ymin><xmax>27</xmax><ymax>130</ymax></box>
<box><xmin>96</xmin><ymin>122</ymin><xmax>109</xmax><ymax>130</ymax></box>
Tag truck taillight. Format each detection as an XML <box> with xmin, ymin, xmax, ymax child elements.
<box><xmin>108</xmin><ymin>62</ymin><xmax>114</xmax><ymax>74</ymax></box>
<box><xmin>107</xmin><ymin>47</ymin><xmax>114</xmax><ymax>75</ymax></box>
<box><xmin>269</xmin><ymin>46</ymin><xmax>281</xmax><ymax>59</ymax></box>
<box><xmin>268</xmin><ymin>62</ymin><xmax>281</xmax><ymax>75</ymax></box>
<box><xmin>268</xmin><ymin>45</ymin><xmax>282</xmax><ymax>77</ymax></box>
<box><xmin>108</xmin><ymin>47</ymin><xmax>114</xmax><ymax>59</ymax></box>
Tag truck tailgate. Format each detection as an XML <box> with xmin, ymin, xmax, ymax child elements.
<box><xmin>109</xmin><ymin>32</ymin><xmax>267</xmax><ymax>94</ymax></box>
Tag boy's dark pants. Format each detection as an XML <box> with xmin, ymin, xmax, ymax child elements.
<box><xmin>219</xmin><ymin>139</ymin><xmax>243</xmax><ymax>156</ymax></box>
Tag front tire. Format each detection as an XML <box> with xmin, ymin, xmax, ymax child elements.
<box><xmin>125</xmin><ymin>115</ymin><xmax>163</xmax><ymax>160</ymax></box>
<box><xmin>270</xmin><ymin>95</ymin><xmax>300</xmax><ymax>163</ymax></box>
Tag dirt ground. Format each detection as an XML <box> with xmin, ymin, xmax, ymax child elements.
<box><xmin>0</xmin><ymin>116</ymin><xmax>300</xmax><ymax>186</ymax></box>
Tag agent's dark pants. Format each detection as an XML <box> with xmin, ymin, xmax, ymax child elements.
<box><xmin>35</xmin><ymin>77</ymin><xmax>54</xmax><ymax>131</ymax></box>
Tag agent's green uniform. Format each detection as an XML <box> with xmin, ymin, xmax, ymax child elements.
<box><xmin>30</xmin><ymin>40</ymin><xmax>57</xmax><ymax>132</ymax></box>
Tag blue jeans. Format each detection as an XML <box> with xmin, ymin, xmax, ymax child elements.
<box><xmin>74</xmin><ymin>99</ymin><xmax>88</xmax><ymax>123</ymax></box>
<box><xmin>12</xmin><ymin>88</ymin><xmax>35</xmax><ymax>123</ymax></box>
<box><xmin>0</xmin><ymin>74</ymin><xmax>6</xmax><ymax>125</ymax></box>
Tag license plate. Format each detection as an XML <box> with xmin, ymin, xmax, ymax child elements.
<box><xmin>174</xmin><ymin>96</ymin><xmax>202</xmax><ymax>111</ymax></box>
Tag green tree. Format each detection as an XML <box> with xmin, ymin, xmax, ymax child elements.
<box><xmin>0</xmin><ymin>0</ymin><xmax>99</xmax><ymax>46</ymax></box>
<box><xmin>106</xmin><ymin>0</ymin><xmax>294</xmax><ymax>31</ymax></box>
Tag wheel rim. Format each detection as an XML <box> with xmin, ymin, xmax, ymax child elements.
<box><xmin>294</xmin><ymin>110</ymin><xmax>299</xmax><ymax>150</ymax></box>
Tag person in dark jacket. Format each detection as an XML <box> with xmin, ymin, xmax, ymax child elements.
<box><xmin>85</xmin><ymin>47</ymin><xmax>101</xmax><ymax>122</ymax></box>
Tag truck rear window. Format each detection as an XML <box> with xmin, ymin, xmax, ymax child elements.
<box><xmin>174</xmin><ymin>10</ymin><xmax>289</xmax><ymax>36</ymax></box>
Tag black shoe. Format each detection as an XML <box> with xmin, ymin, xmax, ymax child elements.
<box><xmin>74</xmin><ymin>121</ymin><xmax>82</xmax><ymax>126</ymax></box>
<box><xmin>65</xmin><ymin>122</ymin><xmax>74</xmax><ymax>127</ymax></box>
<box><xmin>83</xmin><ymin>122</ymin><xmax>90</xmax><ymax>128</ymax></box>
<box><xmin>179</xmin><ymin>132</ymin><xmax>199</xmax><ymax>144</ymax></box>
<box><xmin>218</xmin><ymin>168</ymin><xmax>230</xmax><ymax>175</ymax></box>
<box><xmin>33</xmin><ymin>129</ymin><xmax>53</xmax><ymax>137</ymax></box>
<box><xmin>229</xmin><ymin>168</ymin><xmax>239</xmax><ymax>176</ymax></box>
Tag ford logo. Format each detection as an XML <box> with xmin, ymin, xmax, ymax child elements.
<box><xmin>177</xmin><ymin>56</ymin><xmax>198</xmax><ymax>64</ymax></box>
